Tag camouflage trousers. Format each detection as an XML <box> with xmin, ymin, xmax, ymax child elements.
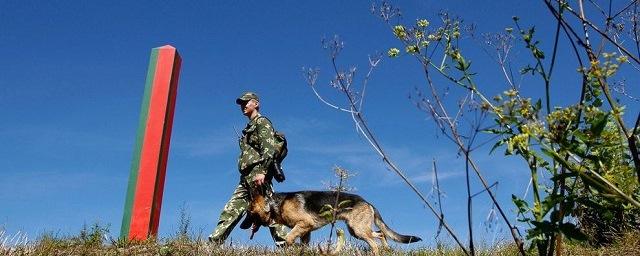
<box><xmin>210</xmin><ymin>179</ymin><xmax>288</xmax><ymax>243</ymax></box>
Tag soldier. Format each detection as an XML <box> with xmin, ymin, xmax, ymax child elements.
<box><xmin>208</xmin><ymin>91</ymin><xmax>288</xmax><ymax>246</ymax></box>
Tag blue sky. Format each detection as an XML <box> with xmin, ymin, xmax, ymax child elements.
<box><xmin>2</xmin><ymin>0</ymin><xmax>639</xmax><ymax>249</ymax></box>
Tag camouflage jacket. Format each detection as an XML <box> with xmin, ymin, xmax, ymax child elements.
<box><xmin>238</xmin><ymin>114</ymin><xmax>277</xmax><ymax>178</ymax></box>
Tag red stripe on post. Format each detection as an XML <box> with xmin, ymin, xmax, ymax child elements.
<box><xmin>129</xmin><ymin>45</ymin><xmax>181</xmax><ymax>240</ymax></box>
<box><xmin>150</xmin><ymin>50</ymin><xmax>182</xmax><ymax>235</ymax></box>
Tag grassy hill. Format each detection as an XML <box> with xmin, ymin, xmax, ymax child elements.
<box><xmin>1</xmin><ymin>224</ymin><xmax>638</xmax><ymax>256</ymax></box>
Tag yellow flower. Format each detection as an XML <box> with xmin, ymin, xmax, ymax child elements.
<box><xmin>388</xmin><ymin>48</ymin><xmax>400</xmax><ymax>57</ymax></box>
<box><xmin>521</xmin><ymin>122</ymin><xmax>544</xmax><ymax>136</ymax></box>
<box><xmin>520</xmin><ymin>107</ymin><xmax>530</xmax><ymax>117</ymax></box>
<box><xmin>393</xmin><ymin>25</ymin><xmax>407</xmax><ymax>39</ymax></box>
<box><xmin>504</xmin><ymin>89</ymin><xmax>518</xmax><ymax>97</ymax></box>
<box><xmin>417</xmin><ymin>19</ymin><xmax>430</xmax><ymax>28</ymax></box>
<box><xmin>406</xmin><ymin>45</ymin><xmax>419</xmax><ymax>54</ymax></box>
<box><xmin>616</xmin><ymin>55</ymin><xmax>628</xmax><ymax>63</ymax></box>
<box><xmin>613</xmin><ymin>106</ymin><xmax>625</xmax><ymax>115</ymax></box>
<box><xmin>510</xmin><ymin>133</ymin><xmax>529</xmax><ymax>151</ymax></box>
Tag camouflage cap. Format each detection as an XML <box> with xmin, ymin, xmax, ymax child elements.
<box><xmin>236</xmin><ymin>91</ymin><xmax>259</xmax><ymax>104</ymax></box>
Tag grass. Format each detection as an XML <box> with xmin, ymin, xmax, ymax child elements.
<box><xmin>560</xmin><ymin>232</ymin><xmax>640</xmax><ymax>256</ymax></box>
<box><xmin>1</xmin><ymin>225</ymin><xmax>638</xmax><ymax>256</ymax></box>
<box><xmin>0</xmin><ymin>237</ymin><xmax>519</xmax><ymax>256</ymax></box>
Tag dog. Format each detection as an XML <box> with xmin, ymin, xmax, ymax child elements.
<box><xmin>247</xmin><ymin>190</ymin><xmax>421</xmax><ymax>255</ymax></box>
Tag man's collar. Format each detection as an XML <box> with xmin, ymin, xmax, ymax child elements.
<box><xmin>250</xmin><ymin>113</ymin><xmax>262</xmax><ymax>121</ymax></box>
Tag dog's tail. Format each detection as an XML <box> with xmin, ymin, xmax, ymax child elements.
<box><xmin>373</xmin><ymin>206</ymin><xmax>422</xmax><ymax>244</ymax></box>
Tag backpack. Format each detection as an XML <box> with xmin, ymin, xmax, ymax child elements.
<box><xmin>272</xmin><ymin>131</ymin><xmax>287</xmax><ymax>182</ymax></box>
<box><xmin>273</xmin><ymin>131</ymin><xmax>288</xmax><ymax>164</ymax></box>
<box><xmin>260</xmin><ymin>117</ymin><xmax>287</xmax><ymax>182</ymax></box>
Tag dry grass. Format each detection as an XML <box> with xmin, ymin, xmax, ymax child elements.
<box><xmin>0</xmin><ymin>231</ymin><xmax>525</xmax><ymax>256</ymax></box>
<box><xmin>560</xmin><ymin>232</ymin><xmax>640</xmax><ymax>256</ymax></box>
<box><xmin>0</xmin><ymin>239</ymin><xmax>519</xmax><ymax>256</ymax></box>
<box><xmin>1</xmin><ymin>229</ymin><xmax>638</xmax><ymax>256</ymax></box>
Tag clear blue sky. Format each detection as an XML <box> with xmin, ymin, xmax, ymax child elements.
<box><xmin>2</xmin><ymin>0</ymin><xmax>638</xmax><ymax>249</ymax></box>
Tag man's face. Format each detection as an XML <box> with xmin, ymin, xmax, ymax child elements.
<box><xmin>240</xmin><ymin>99</ymin><xmax>259</xmax><ymax>116</ymax></box>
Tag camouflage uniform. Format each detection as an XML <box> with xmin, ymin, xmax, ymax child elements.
<box><xmin>210</xmin><ymin>114</ymin><xmax>288</xmax><ymax>244</ymax></box>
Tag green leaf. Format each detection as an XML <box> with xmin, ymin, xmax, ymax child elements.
<box><xmin>319</xmin><ymin>204</ymin><xmax>334</xmax><ymax>215</ymax></box>
<box><xmin>337</xmin><ymin>200</ymin><xmax>352</xmax><ymax>209</ymax></box>
<box><xmin>319</xmin><ymin>211</ymin><xmax>334</xmax><ymax>221</ymax></box>
<box><xmin>533</xmin><ymin>48</ymin><xmax>545</xmax><ymax>59</ymax></box>
<box><xmin>518</xmin><ymin>217</ymin><xmax>532</xmax><ymax>223</ymax></box>
<box><xmin>541</xmin><ymin>194</ymin><xmax>564</xmax><ymax>217</ymax></box>
<box><xmin>571</xmin><ymin>130</ymin><xmax>589</xmax><ymax>143</ymax></box>
<box><xmin>490</xmin><ymin>138</ymin><xmax>507</xmax><ymax>154</ymax></box>
<box><xmin>512</xmin><ymin>194</ymin><xmax>530</xmax><ymax>214</ymax></box>
<box><xmin>593</xmin><ymin>98</ymin><xmax>603</xmax><ymax>107</ymax></box>
<box><xmin>589</xmin><ymin>112</ymin><xmax>610</xmax><ymax>137</ymax></box>
<box><xmin>530</xmin><ymin>220</ymin><xmax>554</xmax><ymax>234</ymax></box>
<box><xmin>534</xmin><ymin>99</ymin><xmax>542</xmax><ymax>112</ymax></box>
<box><xmin>520</xmin><ymin>65</ymin><xmax>535</xmax><ymax>75</ymax></box>
<box><xmin>565</xmin><ymin>140</ymin><xmax>588</xmax><ymax>158</ymax></box>
<box><xmin>483</xmin><ymin>128</ymin><xmax>504</xmax><ymax>135</ymax></box>
<box><xmin>319</xmin><ymin>204</ymin><xmax>335</xmax><ymax>221</ymax></box>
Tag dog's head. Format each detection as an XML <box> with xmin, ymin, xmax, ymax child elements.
<box><xmin>248</xmin><ymin>189</ymin><xmax>273</xmax><ymax>226</ymax></box>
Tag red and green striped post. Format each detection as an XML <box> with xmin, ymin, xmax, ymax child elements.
<box><xmin>121</xmin><ymin>45</ymin><xmax>182</xmax><ymax>240</ymax></box>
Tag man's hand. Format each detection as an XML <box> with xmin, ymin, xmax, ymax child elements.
<box><xmin>253</xmin><ymin>173</ymin><xmax>266</xmax><ymax>186</ymax></box>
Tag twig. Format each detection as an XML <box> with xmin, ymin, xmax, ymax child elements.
<box><xmin>432</xmin><ymin>159</ymin><xmax>446</xmax><ymax>238</ymax></box>
<box><xmin>325</xmin><ymin>49</ymin><xmax>471</xmax><ymax>255</ymax></box>
<box><xmin>563</xmin><ymin>0</ymin><xmax>640</xmax><ymax>65</ymax></box>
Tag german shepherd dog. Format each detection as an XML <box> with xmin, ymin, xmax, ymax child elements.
<box><xmin>247</xmin><ymin>190</ymin><xmax>421</xmax><ymax>255</ymax></box>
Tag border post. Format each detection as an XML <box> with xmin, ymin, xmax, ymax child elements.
<box><xmin>121</xmin><ymin>45</ymin><xmax>182</xmax><ymax>240</ymax></box>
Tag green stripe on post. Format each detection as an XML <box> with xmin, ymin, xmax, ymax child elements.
<box><xmin>120</xmin><ymin>49</ymin><xmax>159</xmax><ymax>239</ymax></box>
